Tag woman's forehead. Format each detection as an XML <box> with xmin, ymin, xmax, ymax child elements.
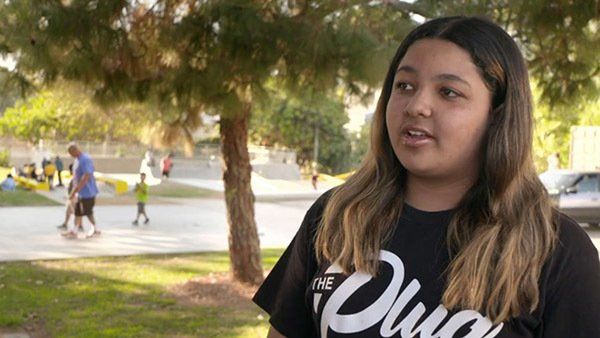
<box><xmin>396</xmin><ymin>38</ymin><xmax>480</xmax><ymax>79</ymax></box>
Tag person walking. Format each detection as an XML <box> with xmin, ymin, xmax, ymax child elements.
<box><xmin>55</xmin><ymin>155</ymin><xmax>64</xmax><ymax>187</ymax></box>
<box><xmin>61</xmin><ymin>143</ymin><xmax>101</xmax><ymax>239</ymax></box>
<box><xmin>132</xmin><ymin>172</ymin><xmax>150</xmax><ymax>226</ymax></box>
<box><xmin>311</xmin><ymin>171</ymin><xmax>319</xmax><ymax>191</ymax></box>
<box><xmin>160</xmin><ymin>153</ymin><xmax>174</xmax><ymax>179</ymax></box>
<box><xmin>57</xmin><ymin>164</ymin><xmax>81</xmax><ymax>232</ymax></box>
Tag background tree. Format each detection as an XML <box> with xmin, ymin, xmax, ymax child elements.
<box><xmin>0</xmin><ymin>81</ymin><xmax>150</xmax><ymax>144</ymax></box>
<box><xmin>533</xmin><ymin>97</ymin><xmax>600</xmax><ymax>171</ymax></box>
<box><xmin>0</xmin><ymin>70</ymin><xmax>21</xmax><ymax>115</ymax></box>
<box><xmin>348</xmin><ymin>120</ymin><xmax>372</xmax><ymax>171</ymax></box>
<box><xmin>0</xmin><ymin>0</ymin><xmax>407</xmax><ymax>285</ymax></box>
<box><xmin>250</xmin><ymin>86</ymin><xmax>353</xmax><ymax>174</ymax></box>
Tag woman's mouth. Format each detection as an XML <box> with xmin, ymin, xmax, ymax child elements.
<box><xmin>401</xmin><ymin>128</ymin><xmax>434</xmax><ymax>147</ymax></box>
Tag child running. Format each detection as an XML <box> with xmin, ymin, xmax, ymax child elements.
<box><xmin>132</xmin><ymin>172</ymin><xmax>149</xmax><ymax>225</ymax></box>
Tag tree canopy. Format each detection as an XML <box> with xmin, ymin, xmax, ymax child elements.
<box><xmin>0</xmin><ymin>81</ymin><xmax>150</xmax><ymax>144</ymax></box>
<box><xmin>250</xmin><ymin>85</ymin><xmax>353</xmax><ymax>174</ymax></box>
<box><xmin>0</xmin><ymin>70</ymin><xmax>20</xmax><ymax>114</ymax></box>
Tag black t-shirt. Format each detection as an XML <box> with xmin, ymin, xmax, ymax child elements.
<box><xmin>253</xmin><ymin>192</ymin><xmax>600</xmax><ymax>338</ymax></box>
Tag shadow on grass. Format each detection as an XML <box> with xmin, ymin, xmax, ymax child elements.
<box><xmin>0</xmin><ymin>250</ymin><xmax>284</xmax><ymax>337</ymax></box>
<box><xmin>130</xmin><ymin>250</ymin><xmax>283</xmax><ymax>279</ymax></box>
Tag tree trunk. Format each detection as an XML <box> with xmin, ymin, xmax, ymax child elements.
<box><xmin>219</xmin><ymin>104</ymin><xmax>264</xmax><ymax>286</ymax></box>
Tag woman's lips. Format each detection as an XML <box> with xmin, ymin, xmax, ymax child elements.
<box><xmin>401</xmin><ymin>127</ymin><xmax>434</xmax><ymax>147</ymax></box>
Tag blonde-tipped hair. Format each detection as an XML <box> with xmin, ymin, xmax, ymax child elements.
<box><xmin>315</xmin><ymin>16</ymin><xmax>556</xmax><ymax>324</ymax></box>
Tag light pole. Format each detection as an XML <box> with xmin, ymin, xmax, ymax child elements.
<box><xmin>313</xmin><ymin>122</ymin><xmax>319</xmax><ymax>173</ymax></box>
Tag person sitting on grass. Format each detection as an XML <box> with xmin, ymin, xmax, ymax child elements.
<box><xmin>132</xmin><ymin>172</ymin><xmax>150</xmax><ymax>226</ymax></box>
<box><xmin>0</xmin><ymin>173</ymin><xmax>16</xmax><ymax>192</ymax></box>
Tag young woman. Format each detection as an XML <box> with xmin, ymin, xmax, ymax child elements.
<box><xmin>253</xmin><ymin>16</ymin><xmax>600</xmax><ymax>338</ymax></box>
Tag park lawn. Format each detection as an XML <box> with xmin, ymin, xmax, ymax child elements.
<box><xmin>149</xmin><ymin>181</ymin><xmax>222</xmax><ymax>199</ymax></box>
<box><xmin>0</xmin><ymin>249</ymin><xmax>284</xmax><ymax>337</ymax></box>
<box><xmin>0</xmin><ymin>188</ymin><xmax>61</xmax><ymax>207</ymax></box>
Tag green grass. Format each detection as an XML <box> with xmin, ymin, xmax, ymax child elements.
<box><xmin>0</xmin><ymin>188</ymin><xmax>61</xmax><ymax>207</ymax></box>
<box><xmin>0</xmin><ymin>249</ymin><xmax>284</xmax><ymax>337</ymax></box>
<box><xmin>150</xmin><ymin>181</ymin><xmax>221</xmax><ymax>199</ymax></box>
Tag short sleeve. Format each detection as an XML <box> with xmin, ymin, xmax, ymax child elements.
<box><xmin>80</xmin><ymin>156</ymin><xmax>94</xmax><ymax>175</ymax></box>
<box><xmin>253</xmin><ymin>192</ymin><xmax>331</xmax><ymax>338</ymax></box>
<box><xmin>540</xmin><ymin>214</ymin><xmax>600</xmax><ymax>337</ymax></box>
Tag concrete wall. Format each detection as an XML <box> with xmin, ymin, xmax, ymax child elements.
<box><xmin>170</xmin><ymin>159</ymin><xmax>223</xmax><ymax>179</ymax></box>
<box><xmin>169</xmin><ymin>159</ymin><xmax>301</xmax><ymax>180</ymax></box>
<box><xmin>10</xmin><ymin>156</ymin><xmax>143</xmax><ymax>173</ymax></box>
<box><xmin>10</xmin><ymin>153</ymin><xmax>301</xmax><ymax>180</ymax></box>
<box><xmin>253</xmin><ymin>163</ymin><xmax>301</xmax><ymax>180</ymax></box>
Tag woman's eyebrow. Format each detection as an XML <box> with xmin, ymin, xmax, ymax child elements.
<box><xmin>433</xmin><ymin>73</ymin><xmax>471</xmax><ymax>88</ymax></box>
<box><xmin>396</xmin><ymin>65</ymin><xmax>417</xmax><ymax>74</ymax></box>
<box><xmin>396</xmin><ymin>66</ymin><xmax>471</xmax><ymax>89</ymax></box>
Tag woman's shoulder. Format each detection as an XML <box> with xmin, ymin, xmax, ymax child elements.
<box><xmin>310</xmin><ymin>188</ymin><xmax>336</xmax><ymax>211</ymax></box>
<box><xmin>553</xmin><ymin>211</ymin><xmax>597</xmax><ymax>255</ymax></box>
<box><xmin>537</xmin><ymin>210</ymin><xmax>600</xmax><ymax>328</ymax></box>
<box><xmin>543</xmin><ymin>210</ymin><xmax>599</xmax><ymax>285</ymax></box>
<box><xmin>300</xmin><ymin>188</ymin><xmax>337</xmax><ymax>235</ymax></box>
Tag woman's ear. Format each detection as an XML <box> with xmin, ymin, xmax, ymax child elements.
<box><xmin>488</xmin><ymin>103</ymin><xmax>504</xmax><ymax>127</ymax></box>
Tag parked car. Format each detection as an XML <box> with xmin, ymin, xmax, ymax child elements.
<box><xmin>539</xmin><ymin>170</ymin><xmax>600</xmax><ymax>228</ymax></box>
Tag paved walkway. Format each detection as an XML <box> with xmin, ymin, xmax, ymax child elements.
<box><xmin>37</xmin><ymin>172</ymin><xmax>336</xmax><ymax>203</ymax></box>
<box><xmin>0</xmin><ymin>197</ymin><xmax>315</xmax><ymax>261</ymax></box>
<box><xmin>2</xmin><ymin>168</ymin><xmax>599</xmax><ymax>263</ymax></box>
<box><xmin>3</xmin><ymin>194</ymin><xmax>599</xmax><ymax>262</ymax></box>
<box><xmin>0</xmin><ymin>172</ymin><xmax>340</xmax><ymax>262</ymax></box>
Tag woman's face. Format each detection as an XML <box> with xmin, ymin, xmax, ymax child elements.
<box><xmin>386</xmin><ymin>38</ymin><xmax>492</xmax><ymax>183</ymax></box>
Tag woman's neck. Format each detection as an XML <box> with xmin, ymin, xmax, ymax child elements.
<box><xmin>404</xmin><ymin>174</ymin><xmax>476</xmax><ymax>212</ymax></box>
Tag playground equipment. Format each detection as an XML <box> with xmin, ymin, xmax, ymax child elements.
<box><xmin>94</xmin><ymin>173</ymin><xmax>128</xmax><ymax>195</ymax></box>
<box><xmin>0</xmin><ymin>166</ymin><xmax>128</xmax><ymax>194</ymax></box>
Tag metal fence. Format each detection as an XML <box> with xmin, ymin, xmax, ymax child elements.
<box><xmin>2</xmin><ymin>139</ymin><xmax>296</xmax><ymax>164</ymax></box>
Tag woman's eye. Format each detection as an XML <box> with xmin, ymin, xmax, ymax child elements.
<box><xmin>395</xmin><ymin>82</ymin><xmax>413</xmax><ymax>91</ymax></box>
<box><xmin>440</xmin><ymin>87</ymin><xmax>460</xmax><ymax>98</ymax></box>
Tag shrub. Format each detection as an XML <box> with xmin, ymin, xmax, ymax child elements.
<box><xmin>0</xmin><ymin>149</ymin><xmax>10</xmax><ymax>167</ymax></box>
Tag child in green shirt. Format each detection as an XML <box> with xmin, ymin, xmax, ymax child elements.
<box><xmin>132</xmin><ymin>173</ymin><xmax>149</xmax><ymax>225</ymax></box>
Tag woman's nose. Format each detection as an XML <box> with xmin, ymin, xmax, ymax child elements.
<box><xmin>404</xmin><ymin>89</ymin><xmax>433</xmax><ymax>118</ymax></box>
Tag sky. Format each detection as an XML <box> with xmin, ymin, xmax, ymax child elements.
<box><xmin>0</xmin><ymin>55</ymin><xmax>16</xmax><ymax>71</ymax></box>
<box><xmin>345</xmin><ymin>93</ymin><xmax>378</xmax><ymax>133</ymax></box>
